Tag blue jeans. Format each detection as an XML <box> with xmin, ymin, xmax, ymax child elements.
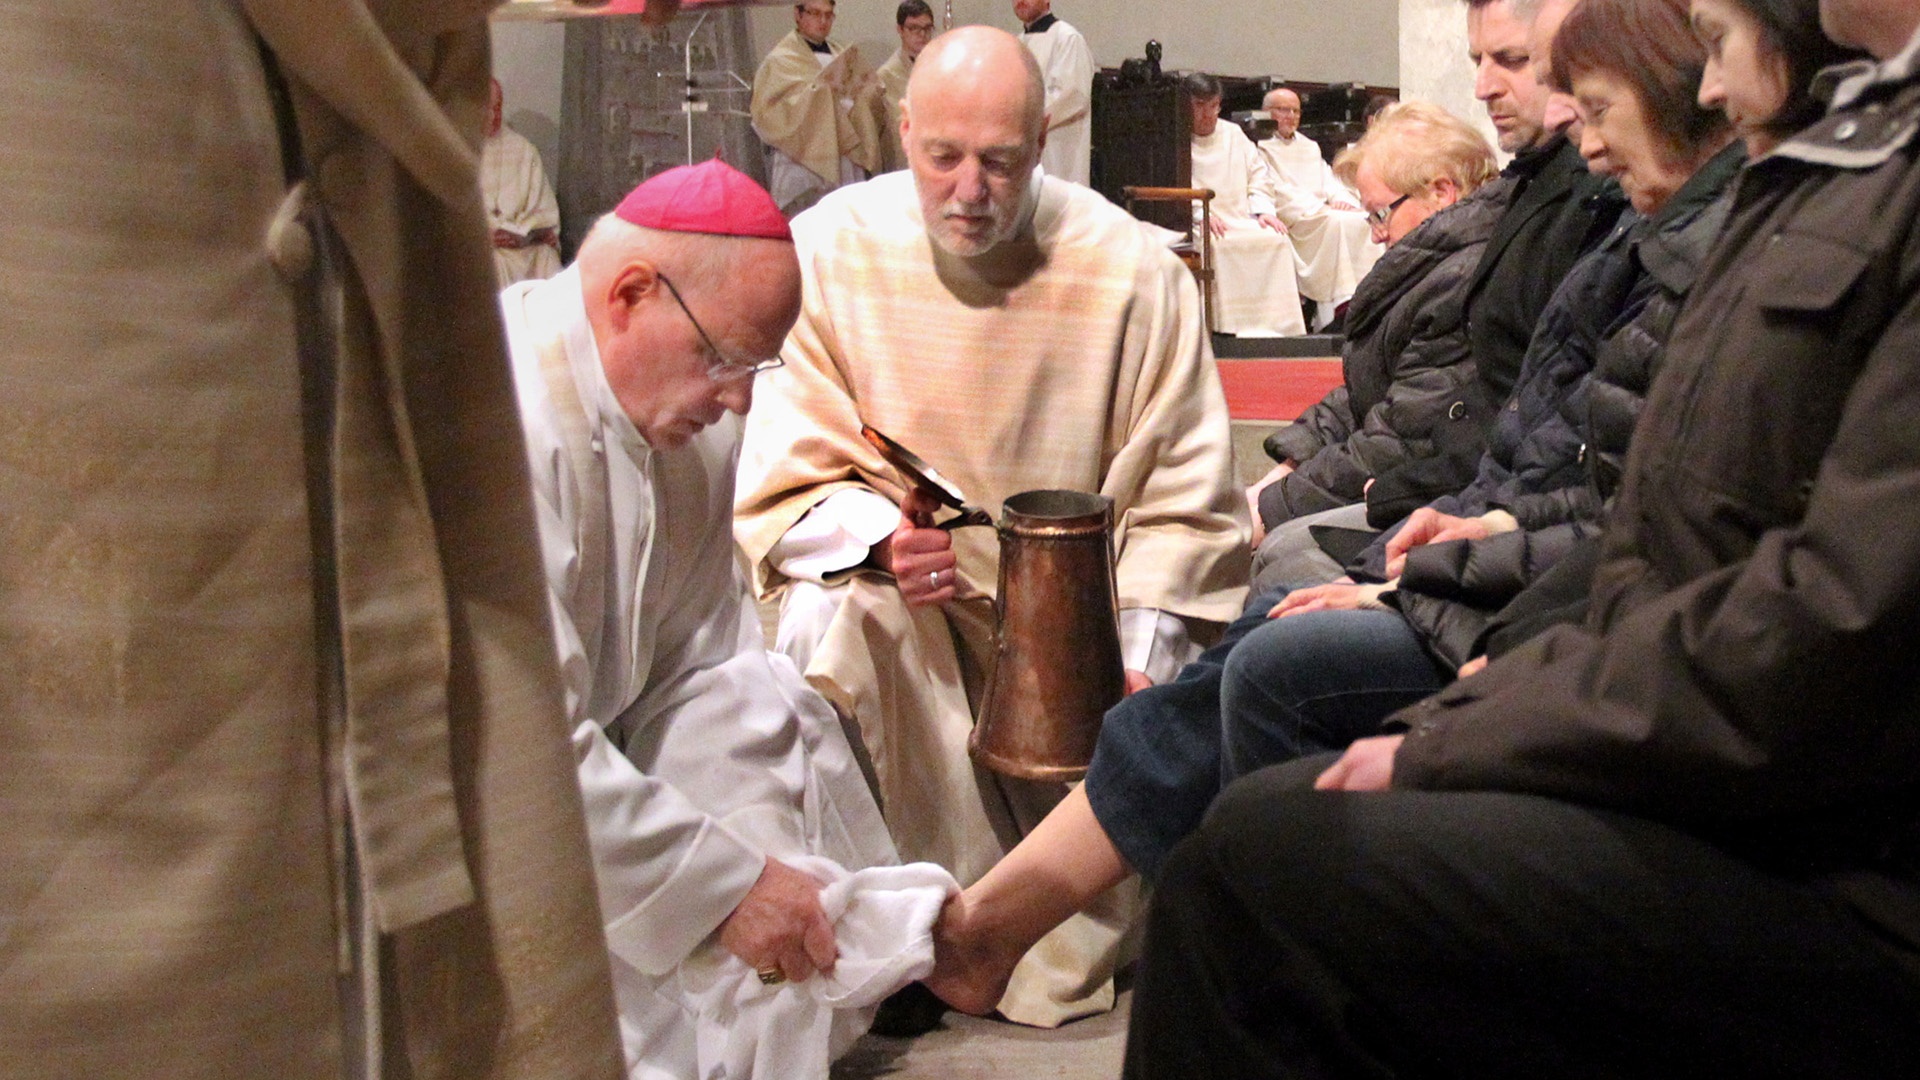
<box><xmin>1086</xmin><ymin>590</ymin><xmax>1450</xmax><ymax>881</ymax></box>
<box><xmin>1219</xmin><ymin>608</ymin><xmax>1449</xmax><ymax>784</ymax></box>
<box><xmin>1085</xmin><ymin>588</ymin><xmax>1282</xmax><ymax>881</ymax></box>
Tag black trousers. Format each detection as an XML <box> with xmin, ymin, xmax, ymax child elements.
<box><xmin>1123</xmin><ymin>757</ymin><xmax>1920</xmax><ymax>1079</ymax></box>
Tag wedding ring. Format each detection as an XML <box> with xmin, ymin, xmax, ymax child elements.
<box><xmin>757</xmin><ymin>967</ymin><xmax>787</xmax><ymax>986</ymax></box>
<box><xmin>929</xmin><ymin>569</ymin><xmax>942</xmax><ymax>589</ymax></box>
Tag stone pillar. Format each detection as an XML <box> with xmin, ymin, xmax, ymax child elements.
<box><xmin>557</xmin><ymin>10</ymin><xmax>766</xmax><ymax>259</ymax></box>
<box><xmin>1399</xmin><ymin>0</ymin><xmax>1501</xmax><ymax>157</ymax></box>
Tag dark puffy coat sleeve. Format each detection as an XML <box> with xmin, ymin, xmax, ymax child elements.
<box><xmin>1265</xmin><ymin>386</ymin><xmax>1352</xmax><ymax>468</ymax></box>
<box><xmin>1393</xmin><ymin>130</ymin><xmax>1920</xmax><ymax>836</ymax></box>
<box><xmin>1389</xmin><ymin>523</ymin><xmax>1588</xmax><ymax>668</ymax></box>
<box><xmin>1266</xmin><ymin>245</ymin><xmax>1484</xmax><ymax>521</ymax></box>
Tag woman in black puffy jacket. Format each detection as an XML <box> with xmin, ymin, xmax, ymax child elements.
<box><xmin>1248</xmin><ymin>103</ymin><xmax>1503</xmax><ymax>534</ymax></box>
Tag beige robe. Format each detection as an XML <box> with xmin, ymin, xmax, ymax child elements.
<box><xmin>481</xmin><ymin>125</ymin><xmax>562</xmax><ymax>287</ymax></box>
<box><xmin>735</xmin><ymin>170</ymin><xmax>1249</xmax><ymax>1027</ymax></box>
<box><xmin>0</xmin><ymin>2</ymin><xmax>620</xmax><ymax>1078</ymax></box>
<box><xmin>1257</xmin><ymin>133</ymin><xmax>1383</xmax><ymax>306</ymax></box>
<box><xmin>875</xmin><ymin>46</ymin><xmax>913</xmax><ymax>175</ymax></box>
<box><xmin>751</xmin><ymin>30</ymin><xmax>885</xmax><ymax>213</ymax></box>
<box><xmin>1190</xmin><ymin>123</ymin><xmax>1307</xmax><ymax>335</ymax></box>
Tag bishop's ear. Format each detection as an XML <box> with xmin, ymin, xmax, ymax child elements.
<box><xmin>607</xmin><ymin>260</ymin><xmax>661</xmax><ymax>329</ymax></box>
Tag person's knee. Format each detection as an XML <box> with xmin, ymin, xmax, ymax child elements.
<box><xmin>1206</xmin><ymin>758</ymin><xmax>1329</xmax><ymax>828</ymax></box>
<box><xmin>774</xmin><ymin>579</ymin><xmax>849</xmax><ymax>668</ymax></box>
<box><xmin>1220</xmin><ymin>616</ymin><xmax>1312</xmax><ymax>715</ymax></box>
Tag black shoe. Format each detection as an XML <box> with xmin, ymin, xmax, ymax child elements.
<box><xmin>869</xmin><ymin>981</ymin><xmax>949</xmax><ymax>1038</ymax></box>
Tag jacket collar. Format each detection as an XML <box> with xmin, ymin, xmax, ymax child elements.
<box><xmin>1774</xmin><ymin>74</ymin><xmax>1920</xmax><ymax>172</ymax></box>
<box><xmin>1829</xmin><ymin>20</ymin><xmax>1920</xmax><ymax>111</ymax></box>
<box><xmin>1502</xmin><ymin>130</ymin><xmax>1572</xmax><ymax>181</ymax></box>
<box><xmin>1648</xmin><ymin>141</ymin><xmax>1746</xmax><ymax>231</ymax></box>
<box><xmin>1635</xmin><ymin>142</ymin><xmax>1745</xmax><ymax>295</ymax></box>
<box><xmin>1023</xmin><ymin>12</ymin><xmax>1058</xmax><ymax>34</ymax></box>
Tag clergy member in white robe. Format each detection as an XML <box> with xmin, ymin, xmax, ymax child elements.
<box><xmin>1186</xmin><ymin>75</ymin><xmax>1308</xmax><ymax>336</ymax></box>
<box><xmin>876</xmin><ymin>1</ymin><xmax>936</xmax><ymax>173</ymax></box>
<box><xmin>483</xmin><ymin>79</ymin><xmax>562</xmax><ymax>288</ymax></box>
<box><xmin>751</xmin><ymin>0</ymin><xmax>887</xmax><ymax>216</ymax></box>
<box><xmin>735</xmin><ymin>29</ymin><xmax>1248</xmax><ymax>1029</ymax></box>
<box><xmin>1016</xmin><ymin>1</ymin><xmax>1094</xmax><ymax>186</ymax></box>
<box><xmin>504</xmin><ymin>160</ymin><xmax>946</xmax><ymax>1080</ymax></box>
<box><xmin>1255</xmin><ymin>87</ymin><xmax>1382</xmax><ymax>312</ymax></box>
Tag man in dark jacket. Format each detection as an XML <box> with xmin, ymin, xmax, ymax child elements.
<box><xmin>1123</xmin><ymin>3</ymin><xmax>1920</xmax><ymax>1073</ymax></box>
<box><xmin>1363</xmin><ymin>0</ymin><xmax>1623</xmax><ymax>526</ymax></box>
<box><xmin>1249</xmin><ymin>0</ymin><xmax>1622</xmax><ymax>592</ymax></box>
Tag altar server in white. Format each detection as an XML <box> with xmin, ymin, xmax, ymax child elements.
<box><xmin>482</xmin><ymin>78</ymin><xmax>562</xmax><ymax>287</ymax></box>
<box><xmin>1186</xmin><ymin>73</ymin><xmax>1307</xmax><ymax>336</ymax></box>
<box><xmin>1015</xmin><ymin>0</ymin><xmax>1094</xmax><ymax>185</ymax></box>
<box><xmin>501</xmin><ymin>160</ymin><xmax>948</xmax><ymax>1080</ymax></box>
<box><xmin>1256</xmin><ymin>86</ymin><xmax>1382</xmax><ymax>315</ymax></box>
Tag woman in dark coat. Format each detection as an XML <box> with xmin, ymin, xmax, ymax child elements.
<box><xmin>1247</xmin><ymin>103</ymin><xmax>1502</xmax><ymax>535</ymax></box>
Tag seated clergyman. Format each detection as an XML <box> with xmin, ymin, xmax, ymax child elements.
<box><xmin>1255</xmin><ymin>86</ymin><xmax>1384</xmax><ymax>321</ymax></box>
<box><xmin>1185</xmin><ymin>72</ymin><xmax>1307</xmax><ymax>336</ymax></box>
<box><xmin>733</xmin><ymin>26</ymin><xmax>1248</xmax><ymax>1028</ymax></box>
<box><xmin>481</xmin><ymin>77</ymin><xmax>561</xmax><ymax>287</ymax></box>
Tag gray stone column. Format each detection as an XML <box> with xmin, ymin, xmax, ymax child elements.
<box><xmin>1399</xmin><ymin>0</ymin><xmax>1501</xmax><ymax>156</ymax></box>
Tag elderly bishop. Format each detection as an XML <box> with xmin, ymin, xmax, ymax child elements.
<box><xmin>503</xmin><ymin>160</ymin><xmax>952</xmax><ymax>1079</ymax></box>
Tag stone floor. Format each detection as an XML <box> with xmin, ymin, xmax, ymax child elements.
<box><xmin>831</xmin><ymin>992</ymin><xmax>1132</xmax><ymax>1080</ymax></box>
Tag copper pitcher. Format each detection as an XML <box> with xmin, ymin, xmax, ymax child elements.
<box><xmin>970</xmin><ymin>489</ymin><xmax>1126</xmax><ymax>782</ymax></box>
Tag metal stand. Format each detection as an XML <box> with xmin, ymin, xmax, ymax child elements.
<box><xmin>676</xmin><ymin>10</ymin><xmax>753</xmax><ymax>165</ymax></box>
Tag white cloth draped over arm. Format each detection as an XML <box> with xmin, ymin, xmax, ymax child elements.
<box><xmin>769</xmin><ymin>487</ymin><xmax>902</xmax><ymax>582</ymax></box>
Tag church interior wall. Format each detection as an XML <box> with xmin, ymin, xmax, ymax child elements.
<box><xmin>493</xmin><ymin>0</ymin><xmax>1408</xmax><ymax>195</ymax></box>
<box><xmin>742</xmin><ymin>1</ymin><xmax>1400</xmax><ymax>91</ymax></box>
<box><xmin>493</xmin><ymin>18</ymin><xmax>567</xmax><ymax>183</ymax></box>
<box><xmin>489</xmin><ymin>0</ymin><xmax>1498</xmax><ymax>259</ymax></box>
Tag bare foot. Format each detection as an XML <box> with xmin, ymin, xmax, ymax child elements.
<box><xmin>922</xmin><ymin>891</ymin><xmax>1022</xmax><ymax>1016</ymax></box>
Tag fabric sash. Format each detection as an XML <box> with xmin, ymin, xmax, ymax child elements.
<box><xmin>533</xmin><ymin>324</ymin><xmax>611</xmax><ymax>665</ymax></box>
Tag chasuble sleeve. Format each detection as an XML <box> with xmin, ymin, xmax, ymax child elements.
<box><xmin>1101</xmin><ymin>248</ymin><xmax>1251</xmax><ymax>624</ymax></box>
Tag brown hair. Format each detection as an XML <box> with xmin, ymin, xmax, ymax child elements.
<box><xmin>1549</xmin><ymin>0</ymin><xmax>1730</xmax><ymax>156</ymax></box>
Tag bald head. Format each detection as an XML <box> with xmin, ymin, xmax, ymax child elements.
<box><xmin>1263</xmin><ymin>87</ymin><xmax>1302</xmax><ymax>138</ymax></box>
<box><xmin>907</xmin><ymin>25</ymin><xmax>1045</xmax><ymax>143</ymax></box>
<box><xmin>900</xmin><ymin>27</ymin><xmax>1048</xmax><ymax>256</ymax></box>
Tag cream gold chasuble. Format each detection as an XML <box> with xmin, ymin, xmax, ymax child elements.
<box><xmin>736</xmin><ymin>170</ymin><xmax>1248</xmax><ymax>1026</ymax></box>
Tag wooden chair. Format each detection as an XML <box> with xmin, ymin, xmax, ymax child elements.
<box><xmin>1124</xmin><ymin>185</ymin><xmax>1218</xmax><ymax>333</ymax></box>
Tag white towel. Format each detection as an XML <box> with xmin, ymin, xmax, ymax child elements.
<box><xmin>679</xmin><ymin>858</ymin><xmax>960</xmax><ymax>1079</ymax></box>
